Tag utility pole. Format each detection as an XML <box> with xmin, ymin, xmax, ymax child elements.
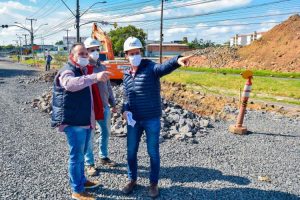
<box><xmin>61</xmin><ymin>0</ymin><xmax>106</xmax><ymax>43</ymax></box>
<box><xmin>65</xmin><ymin>29</ymin><xmax>70</xmax><ymax>52</ymax></box>
<box><xmin>13</xmin><ymin>40</ymin><xmax>19</xmax><ymax>62</ymax></box>
<box><xmin>76</xmin><ymin>0</ymin><xmax>80</xmax><ymax>42</ymax></box>
<box><xmin>16</xmin><ymin>35</ymin><xmax>23</xmax><ymax>59</ymax></box>
<box><xmin>13</xmin><ymin>40</ymin><xmax>19</xmax><ymax>48</ymax></box>
<box><xmin>146</xmin><ymin>29</ymin><xmax>149</xmax><ymax>57</ymax></box>
<box><xmin>22</xmin><ymin>34</ymin><xmax>28</xmax><ymax>46</ymax></box>
<box><xmin>26</xmin><ymin>18</ymin><xmax>37</xmax><ymax>56</ymax></box>
<box><xmin>159</xmin><ymin>0</ymin><xmax>166</xmax><ymax>64</ymax></box>
<box><xmin>41</xmin><ymin>37</ymin><xmax>45</xmax><ymax>56</ymax></box>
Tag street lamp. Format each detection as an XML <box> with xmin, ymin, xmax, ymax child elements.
<box><xmin>14</xmin><ymin>21</ymin><xmax>46</xmax><ymax>60</ymax></box>
<box><xmin>79</xmin><ymin>20</ymin><xmax>112</xmax><ymax>27</ymax></box>
<box><xmin>80</xmin><ymin>1</ymin><xmax>107</xmax><ymax>16</ymax></box>
<box><xmin>61</xmin><ymin>0</ymin><xmax>107</xmax><ymax>42</ymax></box>
<box><xmin>14</xmin><ymin>22</ymin><xmax>30</xmax><ymax>32</ymax></box>
<box><xmin>34</xmin><ymin>23</ymin><xmax>48</xmax><ymax>34</ymax></box>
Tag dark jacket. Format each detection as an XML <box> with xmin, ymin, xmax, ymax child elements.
<box><xmin>46</xmin><ymin>55</ymin><xmax>52</xmax><ymax>63</ymax></box>
<box><xmin>51</xmin><ymin>63</ymin><xmax>91</xmax><ymax>127</ymax></box>
<box><xmin>122</xmin><ymin>56</ymin><xmax>181</xmax><ymax>120</ymax></box>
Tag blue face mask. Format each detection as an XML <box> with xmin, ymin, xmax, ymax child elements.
<box><xmin>129</xmin><ymin>55</ymin><xmax>142</xmax><ymax>67</ymax></box>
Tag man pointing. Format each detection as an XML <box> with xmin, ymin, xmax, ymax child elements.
<box><xmin>51</xmin><ymin>43</ymin><xmax>111</xmax><ymax>200</ymax></box>
<box><xmin>121</xmin><ymin>37</ymin><xmax>192</xmax><ymax>198</ymax></box>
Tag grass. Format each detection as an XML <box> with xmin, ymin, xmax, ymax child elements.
<box><xmin>162</xmin><ymin>71</ymin><xmax>300</xmax><ymax>105</ymax></box>
<box><xmin>10</xmin><ymin>55</ymin><xmax>62</xmax><ymax>70</ymax></box>
<box><xmin>181</xmin><ymin>66</ymin><xmax>300</xmax><ymax>78</ymax></box>
<box><xmin>22</xmin><ymin>59</ymin><xmax>44</xmax><ymax>66</ymax></box>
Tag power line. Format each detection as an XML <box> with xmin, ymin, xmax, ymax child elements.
<box><xmin>78</xmin><ymin>0</ymin><xmax>296</xmax><ymax>33</ymax></box>
<box><xmin>87</xmin><ymin>0</ymin><xmax>160</xmax><ymax>14</ymax></box>
<box><xmin>135</xmin><ymin>10</ymin><xmax>300</xmax><ymax>29</ymax></box>
<box><xmin>36</xmin><ymin>0</ymin><xmax>64</xmax><ymax>19</ymax></box>
<box><xmin>87</xmin><ymin>0</ymin><xmax>219</xmax><ymax>20</ymax></box>
<box><xmin>163</xmin><ymin>21</ymin><xmax>283</xmax><ymax>30</ymax></box>
<box><xmin>28</xmin><ymin>0</ymin><xmax>51</xmax><ymax>18</ymax></box>
<box><xmin>137</xmin><ymin>5</ymin><xmax>300</xmax><ymax>30</ymax></box>
<box><xmin>35</xmin><ymin>0</ymin><xmax>298</xmax><ymax>41</ymax></box>
<box><xmin>103</xmin><ymin>0</ymin><xmax>293</xmax><ymax>23</ymax></box>
<box><xmin>38</xmin><ymin>0</ymin><xmax>158</xmax><ymax>35</ymax></box>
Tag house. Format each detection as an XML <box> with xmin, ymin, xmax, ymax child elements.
<box><xmin>23</xmin><ymin>44</ymin><xmax>57</xmax><ymax>52</ymax></box>
<box><xmin>230</xmin><ymin>31</ymin><xmax>265</xmax><ymax>47</ymax></box>
<box><xmin>145</xmin><ymin>42</ymin><xmax>190</xmax><ymax>57</ymax></box>
<box><xmin>63</xmin><ymin>36</ymin><xmax>88</xmax><ymax>50</ymax></box>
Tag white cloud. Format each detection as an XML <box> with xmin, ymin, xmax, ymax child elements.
<box><xmin>3</xmin><ymin>0</ymin><xmax>279</xmax><ymax>46</ymax></box>
<box><xmin>166</xmin><ymin>27</ymin><xmax>189</xmax><ymax>34</ymax></box>
<box><xmin>0</xmin><ymin>1</ymin><xmax>35</xmax><ymax>12</ymax></box>
<box><xmin>188</xmin><ymin>0</ymin><xmax>251</xmax><ymax>13</ymax></box>
<box><xmin>257</xmin><ymin>19</ymin><xmax>277</xmax><ymax>32</ymax></box>
<box><xmin>110</xmin><ymin>0</ymin><xmax>253</xmax><ymax>43</ymax></box>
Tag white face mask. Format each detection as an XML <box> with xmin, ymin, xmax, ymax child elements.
<box><xmin>128</xmin><ymin>54</ymin><xmax>142</xmax><ymax>67</ymax></box>
<box><xmin>89</xmin><ymin>51</ymin><xmax>99</xmax><ymax>61</ymax></box>
<box><xmin>77</xmin><ymin>57</ymin><xmax>89</xmax><ymax>67</ymax></box>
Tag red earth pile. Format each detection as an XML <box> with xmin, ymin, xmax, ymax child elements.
<box><xmin>186</xmin><ymin>14</ymin><xmax>300</xmax><ymax>72</ymax></box>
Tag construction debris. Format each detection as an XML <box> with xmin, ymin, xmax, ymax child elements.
<box><xmin>183</xmin><ymin>47</ymin><xmax>239</xmax><ymax>69</ymax></box>
<box><xmin>183</xmin><ymin>14</ymin><xmax>300</xmax><ymax>72</ymax></box>
<box><xmin>26</xmin><ymin>70</ymin><xmax>57</xmax><ymax>84</ymax></box>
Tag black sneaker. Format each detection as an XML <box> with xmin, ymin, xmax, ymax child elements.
<box><xmin>100</xmin><ymin>157</ymin><xmax>117</xmax><ymax>167</ymax></box>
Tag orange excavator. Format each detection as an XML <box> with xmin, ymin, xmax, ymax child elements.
<box><xmin>91</xmin><ymin>23</ymin><xmax>130</xmax><ymax>81</ymax></box>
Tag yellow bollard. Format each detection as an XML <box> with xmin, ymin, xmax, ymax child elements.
<box><xmin>229</xmin><ymin>70</ymin><xmax>253</xmax><ymax>135</ymax></box>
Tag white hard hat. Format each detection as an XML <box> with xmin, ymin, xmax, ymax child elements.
<box><xmin>123</xmin><ymin>37</ymin><xmax>142</xmax><ymax>52</ymax></box>
<box><xmin>84</xmin><ymin>37</ymin><xmax>100</xmax><ymax>49</ymax></box>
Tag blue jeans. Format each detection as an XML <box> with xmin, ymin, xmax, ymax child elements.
<box><xmin>64</xmin><ymin>126</ymin><xmax>91</xmax><ymax>193</ymax></box>
<box><xmin>84</xmin><ymin>130</ymin><xmax>95</xmax><ymax>166</ymax></box>
<box><xmin>127</xmin><ymin>117</ymin><xmax>160</xmax><ymax>184</ymax></box>
<box><xmin>97</xmin><ymin>106</ymin><xmax>111</xmax><ymax>159</ymax></box>
<box><xmin>85</xmin><ymin>106</ymin><xmax>111</xmax><ymax>166</ymax></box>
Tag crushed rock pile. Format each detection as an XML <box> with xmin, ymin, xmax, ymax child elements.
<box><xmin>31</xmin><ymin>84</ymin><xmax>212</xmax><ymax>142</ymax></box>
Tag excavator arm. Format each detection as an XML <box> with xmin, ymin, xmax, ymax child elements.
<box><xmin>91</xmin><ymin>23</ymin><xmax>115</xmax><ymax>60</ymax></box>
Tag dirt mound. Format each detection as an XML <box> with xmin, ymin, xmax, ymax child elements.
<box><xmin>236</xmin><ymin>14</ymin><xmax>300</xmax><ymax>72</ymax></box>
<box><xmin>186</xmin><ymin>14</ymin><xmax>300</xmax><ymax>72</ymax></box>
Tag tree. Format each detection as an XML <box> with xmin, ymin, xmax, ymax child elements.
<box><xmin>182</xmin><ymin>37</ymin><xmax>188</xmax><ymax>44</ymax></box>
<box><xmin>188</xmin><ymin>37</ymin><xmax>215</xmax><ymax>49</ymax></box>
<box><xmin>55</xmin><ymin>40</ymin><xmax>64</xmax><ymax>45</ymax></box>
<box><xmin>223</xmin><ymin>41</ymin><xmax>230</xmax><ymax>47</ymax></box>
<box><xmin>108</xmin><ymin>25</ymin><xmax>147</xmax><ymax>55</ymax></box>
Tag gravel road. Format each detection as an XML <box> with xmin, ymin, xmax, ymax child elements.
<box><xmin>0</xmin><ymin>60</ymin><xmax>299</xmax><ymax>200</ymax></box>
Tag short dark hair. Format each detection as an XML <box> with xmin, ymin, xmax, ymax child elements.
<box><xmin>70</xmin><ymin>42</ymin><xmax>85</xmax><ymax>54</ymax></box>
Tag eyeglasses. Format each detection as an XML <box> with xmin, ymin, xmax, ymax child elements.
<box><xmin>128</xmin><ymin>52</ymin><xmax>140</xmax><ymax>56</ymax></box>
<box><xmin>90</xmin><ymin>49</ymin><xmax>100</xmax><ymax>52</ymax></box>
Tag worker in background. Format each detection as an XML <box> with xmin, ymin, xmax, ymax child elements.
<box><xmin>45</xmin><ymin>51</ymin><xmax>52</xmax><ymax>71</ymax></box>
<box><xmin>17</xmin><ymin>52</ymin><xmax>20</xmax><ymax>63</ymax></box>
<box><xmin>84</xmin><ymin>37</ymin><xmax>118</xmax><ymax>177</ymax></box>
<box><xmin>121</xmin><ymin>37</ymin><xmax>192</xmax><ymax>198</ymax></box>
<box><xmin>51</xmin><ymin>43</ymin><xmax>111</xmax><ymax>200</ymax></box>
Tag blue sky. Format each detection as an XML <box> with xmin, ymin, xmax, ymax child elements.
<box><xmin>0</xmin><ymin>0</ymin><xmax>299</xmax><ymax>45</ymax></box>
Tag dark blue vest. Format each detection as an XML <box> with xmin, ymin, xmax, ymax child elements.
<box><xmin>51</xmin><ymin>63</ymin><xmax>91</xmax><ymax>127</ymax></box>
